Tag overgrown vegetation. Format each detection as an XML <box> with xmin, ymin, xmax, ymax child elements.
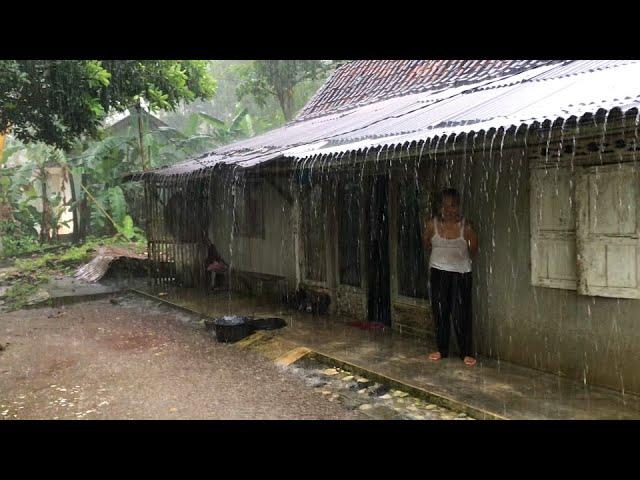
<box><xmin>0</xmin><ymin>60</ymin><xmax>340</xmax><ymax>305</ymax></box>
<box><xmin>235</xmin><ymin>60</ymin><xmax>335</xmax><ymax>121</ymax></box>
<box><xmin>0</xmin><ymin>236</ymin><xmax>146</xmax><ymax>311</ymax></box>
<box><xmin>0</xmin><ymin>220</ymin><xmax>42</xmax><ymax>257</ymax></box>
<box><xmin>161</xmin><ymin>60</ymin><xmax>341</xmax><ymax>134</ymax></box>
<box><xmin>0</xmin><ymin>60</ymin><xmax>217</xmax><ymax>150</ymax></box>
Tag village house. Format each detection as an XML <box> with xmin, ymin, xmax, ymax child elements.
<box><xmin>133</xmin><ymin>60</ymin><xmax>640</xmax><ymax>395</ymax></box>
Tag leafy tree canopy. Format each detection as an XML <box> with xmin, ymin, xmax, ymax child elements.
<box><xmin>0</xmin><ymin>60</ymin><xmax>216</xmax><ymax>150</ymax></box>
<box><xmin>235</xmin><ymin>60</ymin><xmax>335</xmax><ymax>122</ymax></box>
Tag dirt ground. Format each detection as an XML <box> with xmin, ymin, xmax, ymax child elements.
<box><xmin>0</xmin><ymin>294</ymin><xmax>365</xmax><ymax>420</ymax></box>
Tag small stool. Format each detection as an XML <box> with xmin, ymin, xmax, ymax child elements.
<box><xmin>207</xmin><ymin>261</ymin><xmax>228</xmax><ymax>290</ymax></box>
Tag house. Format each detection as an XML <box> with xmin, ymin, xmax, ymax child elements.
<box><xmin>133</xmin><ymin>60</ymin><xmax>640</xmax><ymax>395</ymax></box>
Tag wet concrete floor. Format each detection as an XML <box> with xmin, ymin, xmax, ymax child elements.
<box><xmin>135</xmin><ymin>286</ymin><xmax>640</xmax><ymax>420</ymax></box>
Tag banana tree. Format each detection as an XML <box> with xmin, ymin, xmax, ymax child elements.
<box><xmin>68</xmin><ymin>107</ymin><xmax>254</xmax><ymax>242</ymax></box>
<box><xmin>192</xmin><ymin>107</ymin><xmax>253</xmax><ymax>145</ymax></box>
<box><xmin>0</xmin><ymin>140</ymin><xmax>71</xmax><ymax>245</ymax></box>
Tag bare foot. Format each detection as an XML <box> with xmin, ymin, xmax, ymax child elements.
<box><xmin>428</xmin><ymin>352</ymin><xmax>442</xmax><ymax>361</ymax></box>
<box><xmin>463</xmin><ymin>356</ymin><xmax>477</xmax><ymax>366</ymax></box>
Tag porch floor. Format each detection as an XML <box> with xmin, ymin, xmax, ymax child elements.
<box><xmin>134</xmin><ymin>286</ymin><xmax>640</xmax><ymax>420</ymax></box>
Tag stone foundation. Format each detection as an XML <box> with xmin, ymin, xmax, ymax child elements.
<box><xmin>391</xmin><ymin>301</ymin><xmax>433</xmax><ymax>340</ymax></box>
<box><xmin>335</xmin><ymin>285</ymin><xmax>367</xmax><ymax>319</ymax></box>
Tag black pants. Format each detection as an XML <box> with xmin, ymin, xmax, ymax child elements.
<box><xmin>430</xmin><ymin>268</ymin><xmax>473</xmax><ymax>358</ymax></box>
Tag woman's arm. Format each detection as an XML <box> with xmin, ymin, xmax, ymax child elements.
<box><xmin>464</xmin><ymin>220</ymin><xmax>479</xmax><ymax>257</ymax></box>
<box><xmin>422</xmin><ymin>218</ymin><xmax>434</xmax><ymax>251</ymax></box>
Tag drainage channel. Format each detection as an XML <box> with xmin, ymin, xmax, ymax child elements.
<box><xmin>285</xmin><ymin>356</ymin><xmax>473</xmax><ymax>421</ymax></box>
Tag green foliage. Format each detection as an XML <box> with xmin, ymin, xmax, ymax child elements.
<box><xmin>0</xmin><ymin>220</ymin><xmax>41</xmax><ymax>257</ymax></box>
<box><xmin>1</xmin><ymin>235</ymin><xmax>146</xmax><ymax>310</ymax></box>
<box><xmin>115</xmin><ymin>214</ymin><xmax>145</xmax><ymax>242</ymax></box>
<box><xmin>69</xmin><ymin>107</ymin><xmax>227</xmax><ymax>239</ymax></box>
<box><xmin>0</xmin><ymin>138</ymin><xmax>71</xmax><ymax>247</ymax></box>
<box><xmin>2</xmin><ymin>281</ymin><xmax>41</xmax><ymax>311</ymax></box>
<box><xmin>107</xmin><ymin>186</ymin><xmax>127</xmax><ymax>226</ymax></box>
<box><xmin>235</xmin><ymin>60</ymin><xmax>335</xmax><ymax>121</ymax></box>
<box><xmin>192</xmin><ymin>107</ymin><xmax>254</xmax><ymax>144</ymax></box>
<box><xmin>0</xmin><ymin>60</ymin><xmax>217</xmax><ymax>150</ymax></box>
<box><xmin>1</xmin><ymin>60</ymin><xmax>338</xmax><ymax>250</ymax></box>
<box><xmin>120</xmin><ymin>215</ymin><xmax>135</xmax><ymax>239</ymax></box>
<box><xmin>160</xmin><ymin>60</ymin><xmax>338</xmax><ymax>137</ymax></box>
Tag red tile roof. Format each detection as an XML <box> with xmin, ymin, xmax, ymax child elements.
<box><xmin>296</xmin><ymin>60</ymin><xmax>563</xmax><ymax>122</ymax></box>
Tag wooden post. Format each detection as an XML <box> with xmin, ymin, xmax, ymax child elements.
<box><xmin>39</xmin><ymin>163</ymin><xmax>50</xmax><ymax>243</ymax></box>
<box><xmin>79</xmin><ymin>183</ymin><xmax>126</xmax><ymax>240</ymax></box>
<box><xmin>67</xmin><ymin>165</ymin><xmax>80</xmax><ymax>244</ymax></box>
<box><xmin>0</xmin><ymin>131</ymin><xmax>6</xmax><ymax>160</ymax></box>
<box><xmin>136</xmin><ymin>102</ymin><xmax>148</xmax><ymax>171</ymax></box>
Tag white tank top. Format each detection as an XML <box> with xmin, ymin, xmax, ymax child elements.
<box><xmin>429</xmin><ymin>218</ymin><xmax>472</xmax><ymax>273</ymax></box>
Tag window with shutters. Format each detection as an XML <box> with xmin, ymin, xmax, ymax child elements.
<box><xmin>575</xmin><ymin>164</ymin><xmax>640</xmax><ymax>299</ymax></box>
<box><xmin>531</xmin><ymin>162</ymin><xmax>640</xmax><ymax>298</ymax></box>
<box><xmin>530</xmin><ymin>167</ymin><xmax>578</xmax><ymax>290</ymax></box>
<box><xmin>397</xmin><ymin>179</ymin><xmax>429</xmax><ymax>299</ymax></box>
<box><xmin>337</xmin><ymin>179</ymin><xmax>361</xmax><ymax>287</ymax></box>
<box><xmin>300</xmin><ymin>183</ymin><xmax>326</xmax><ymax>283</ymax></box>
<box><xmin>236</xmin><ymin>179</ymin><xmax>265</xmax><ymax>239</ymax></box>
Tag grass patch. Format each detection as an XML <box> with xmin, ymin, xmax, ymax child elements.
<box><xmin>1</xmin><ymin>235</ymin><xmax>147</xmax><ymax>311</ymax></box>
<box><xmin>2</xmin><ymin>282</ymin><xmax>42</xmax><ymax>310</ymax></box>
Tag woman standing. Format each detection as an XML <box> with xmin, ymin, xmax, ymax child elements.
<box><xmin>422</xmin><ymin>188</ymin><xmax>478</xmax><ymax>366</ymax></box>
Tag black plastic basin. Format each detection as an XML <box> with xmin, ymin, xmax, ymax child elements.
<box><xmin>207</xmin><ymin>316</ymin><xmax>253</xmax><ymax>343</ymax></box>
<box><xmin>246</xmin><ymin>317</ymin><xmax>287</xmax><ymax>331</ymax></box>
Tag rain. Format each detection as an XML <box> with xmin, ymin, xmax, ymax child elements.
<box><xmin>2</xmin><ymin>60</ymin><xmax>640</xmax><ymax>420</ymax></box>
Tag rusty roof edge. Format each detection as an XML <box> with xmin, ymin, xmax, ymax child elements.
<box><xmin>282</xmin><ymin>104</ymin><xmax>640</xmax><ymax>161</ymax></box>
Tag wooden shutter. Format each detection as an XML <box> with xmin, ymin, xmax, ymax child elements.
<box><xmin>576</xmin><ymin>163</ymin><xmax>640</xmax><ymax>299</ymax></box>
<box><xmin>530</xmin><ymin>167</ymin><xmax>577</xmax><ymax>290</ymax></box>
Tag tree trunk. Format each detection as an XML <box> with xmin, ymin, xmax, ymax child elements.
<box><xmin>136</xmin><ymin>102</ymin><xmax>148</xmax><ymax>171</ymax></box>
<box><xmin>68</xmin><ymin>166</ymin><xmax>80</xmax><ymax>244</ymax></box>
<box><xmin>39</xmin><ymin>165</ymin><xmax>50</xmax><ymax>243</ymax></box>
<box><xmin>277</xmin><ymin>89</ymin><xmax>295</xmax><ymax>122</ymax></box>
<box><xmin>77</xmin><ymin>173</ymin><xmax>90</xmax><ymax>242</ymax></box>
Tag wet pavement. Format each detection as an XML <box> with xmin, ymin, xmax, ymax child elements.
<box><xmin>0</xmin><ymin>295</ymin><xmax>368</xmax><ymax>420</ymax></box>
<box><xmin>288</xmin><ymin>360</ymin><xmax>472</xmax><ymax>420</ymax></box>
<box><xmin>0</xmin><ymin>270</ymin><xmax>145</xmax><ymax>312</ymax></box>
<box><xmin>134</xmin><ymin>286</ymin><xmax>640</xmax><ymax>420</ymax></box>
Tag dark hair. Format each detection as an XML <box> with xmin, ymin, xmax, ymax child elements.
<box><xmin>438</xmin><ymin>188</ymin><xmax>461</xmax><ymax>206</ymax></box>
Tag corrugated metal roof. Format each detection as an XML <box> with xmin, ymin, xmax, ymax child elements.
<box><xmin>74</xmin><ymin>246</ymin><xmax>146</xmax><ymax>283</ymax></box>
<box><xmin>522</xmin><ymin>60</ymin><xmax>639</xmax><ymax>82</ymax></box>
<box><xmin>296</xmin><ymin>60</ymin><xmax>563</xmax><ymax>121</ymax></box>
<box><xmin>142</xmin><ymin>60</ymin><xmax>640</xmax><ymax>179</ymax></box>
<box><xmin>286</xmin><ymin>59</ymin><xmax>640</xmax><ymax>158</ymax></box>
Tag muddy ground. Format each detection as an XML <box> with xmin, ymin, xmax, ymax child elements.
<box><xmin>0</xmin><ymin>294</ymin><xmax>365</xmax><ymax>420</ymax></box>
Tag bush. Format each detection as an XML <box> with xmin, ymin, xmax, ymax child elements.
<box><xmin>0</xmin><ymin>220</ymin><xmax>42</xmax><ymax>257</ymax></box>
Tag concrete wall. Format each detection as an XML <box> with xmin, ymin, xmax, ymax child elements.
<box><xmin>335</xmin><ymin>285</ymin><xmax>367</xmax><ymax>319</ymax></box>
<box><xmin>208</xmin><ymin>173</ymin><xmax>297</xmax><ymax>290</ymax></box>
<box><xmin>203</xmin><ymin>120</ymin><xmax>640</xmax><ymax>394</ymax></box>
<box><xmin>464</xmin><ymin>128</ymin><xmax>640</xmax><ymax>395</ymax></box>
<box><xmin>334</xmin><ymin>125</ymin><xmax>640</xmax><ymax>394</ymax></box>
